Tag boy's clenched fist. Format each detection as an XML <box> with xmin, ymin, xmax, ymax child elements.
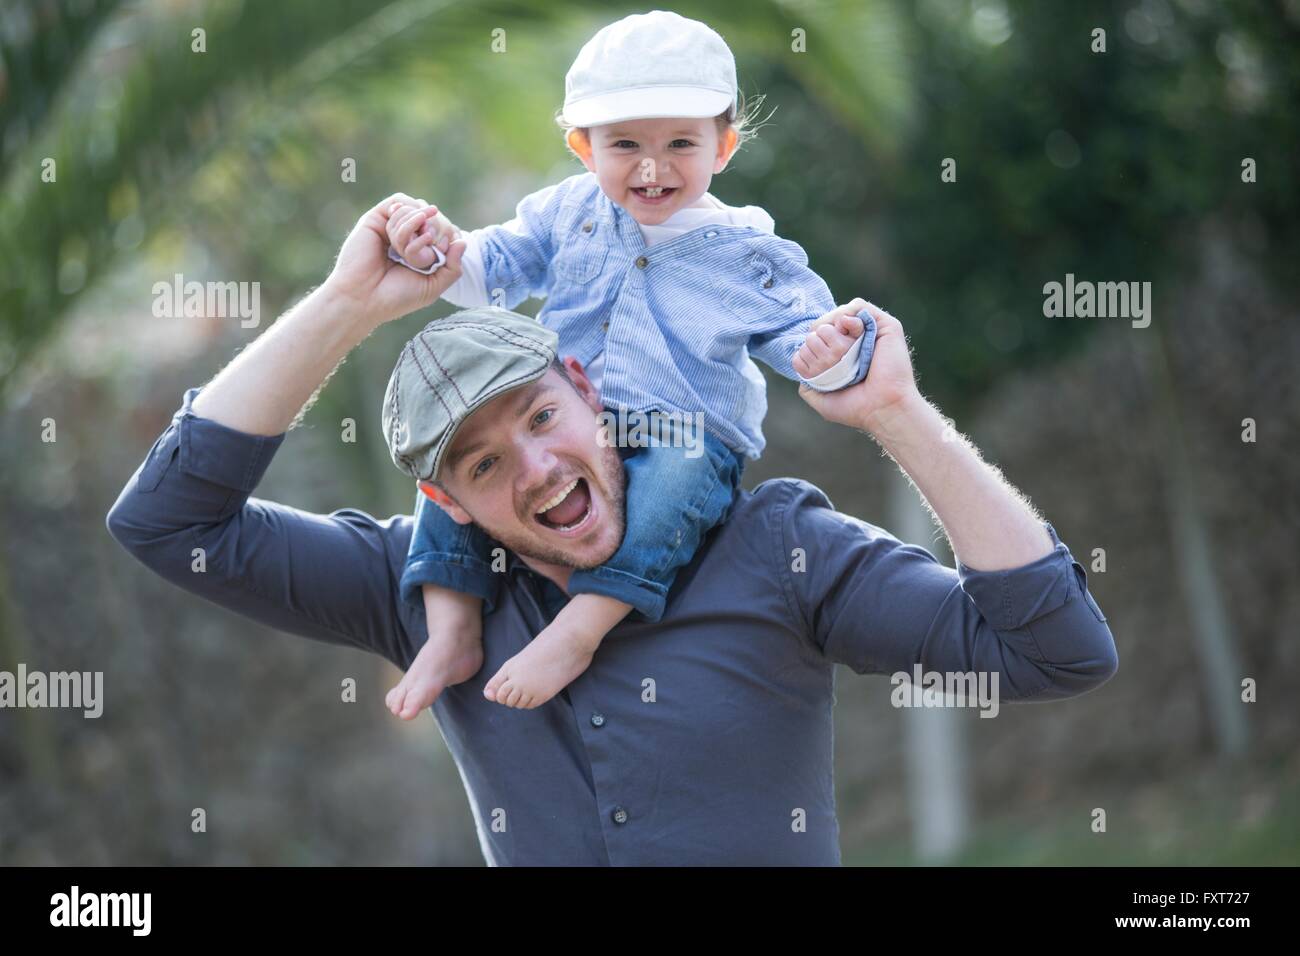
<box><xmin>792</xmin><ymin>297</ymin><xmax>869</xmax><ymax>379</ymax></box>
<box><xmin>384</xmin><ymin>199</ymin><xmax>461</xmax><ymax>272</ymax></box>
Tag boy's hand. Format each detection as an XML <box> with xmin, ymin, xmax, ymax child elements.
<box><xmin>792</xmin><ymin>298</ymin><xmax>869</xmax><ymax>379</ymax></box>
<box><xmin>385</xmin><ymin>199</ymin><xmax>461</xmax><ymax>271</ymax></box>
<box><xmin>321</xmin><ymin>192</ymin><xmax>467</xmax><ymax>326</ymax></box>
<box><xmin>798</xmin><ymin>301</ymin><xmax>921</xmax><ymax>434</ymax></box>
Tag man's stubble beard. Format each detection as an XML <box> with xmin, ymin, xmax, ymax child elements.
<box><xmin>466</xmin><ymin>441</ymin><xmax>627</xmax><ymax>570</ymax></box>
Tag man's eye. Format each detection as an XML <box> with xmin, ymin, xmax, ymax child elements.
<box><xmin>533</xmin><ymin>408</ymin><xmax>554</xmax><ymax>428</ymax></box>
<box><xmin>473</xmin><ymin>457</ymin><xmax>496</xmax><ymax>479</ymax></box>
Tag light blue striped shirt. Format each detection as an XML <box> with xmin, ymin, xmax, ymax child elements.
<box><xmin>393</xmin><ymin>172</ymin><xmax>871</xmax><ymax>458</ymax></box>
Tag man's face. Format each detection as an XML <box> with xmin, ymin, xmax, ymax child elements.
<box><xmin>429</xmin><ymin>362</ymin><xmax>626</xmax><ymax>571</ymax></box>
<box><xmin>577</xmin><ymin>116</ymin><xmax>735</xmax><ymax>226</ymax></box>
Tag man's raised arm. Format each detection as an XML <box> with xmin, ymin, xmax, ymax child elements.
<box><xmin>793</xmin><ymin>302</ymin><xmax>1117</xmax><ymax>700</ymax></box>
<box><xmin>105</xmin><ymin>195</ymin><xmax>468</xmax><ymax>668</ymax></box>
<box><xmin>190</xmin><ymin>193</ymin><xmax>466</xmax><ymax>434</ymax></box>
<box><xmin>800</xmin><ymin>302</ymin><xmax>1057</xmax><ymax>572</ymax></box>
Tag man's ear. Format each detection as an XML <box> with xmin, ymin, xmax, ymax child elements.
<box><xmin>566</xmin><ymin>128</ymin><xmax>596</xmax><ymax>171</ymax></box>
<box><xmin>714</xmin><ymin>127</ymin><xmax>738</xmax><ymax>174</ymax></box>
<box><xmin>417</xmin><ymin>480</ymin><xmax>473</xmax><ymax>525</ymax></box>
<box><xmin>562</xmin><ymin>356</ymin><xmax>603</xmax><ymax>412</ymax></box>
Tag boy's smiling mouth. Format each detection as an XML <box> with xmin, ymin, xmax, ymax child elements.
<box><xmin>631</xmin><ymin>185</ymin><xmax>676</xmax><ymax>204</ymax></box>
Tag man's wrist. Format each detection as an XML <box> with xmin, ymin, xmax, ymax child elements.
<box><xmin>861</xmin><ymin>389</ymin><xmax>932</xmax><ymax>446</ymax></box>
<box><xmin>314</xmin><ymin>278</ymin><xmax>385</xmax><ymax>335</ymax></box>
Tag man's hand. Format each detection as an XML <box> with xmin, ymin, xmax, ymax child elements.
<box><xmin>797</xmin><ymin>301</ymin><xmax>920</xmax><ymax>435</ymax></box>
<box><xmin>323</xmin><ymin>192</ymin><xmax>467</xmax><ymax>327</ymax></box>
<box><xmin>791</xmin><ymin>300</ymin><xmax>867</xmax><ymax>380</ymax></box>
<box><xmin>385</xmin><ymin>198</ymin><xmax>461</xmax><ymax>271</ymax></box>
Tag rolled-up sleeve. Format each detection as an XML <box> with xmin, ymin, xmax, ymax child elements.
<box><xmin>105</xmin><ymin>388</ymin><xmax>417</xmax><ymax>670</ymax></box>
<box><xmin>776</xmin><ymin>480</ymin><xmax>1118</xmax><ymax>701</ymax></box>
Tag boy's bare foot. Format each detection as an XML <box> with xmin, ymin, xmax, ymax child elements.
<box><xmin>483</xmin><ymin>594</ymin><xmax>632</xmax><ymax>709</ymax></box>
<box><xmin>482</xmin><ymin>626</ymin><xmax>597</xmax><ymax>710</ymax></box>
<box><xmin>386</xmin><ymin>587</ymin><xmax>484</xmax><ymax>719</ymax></box>
<box><xmin>387</xmin><ymin>627</ymin><xmax>483</xmax><ymax>719</ymax></box>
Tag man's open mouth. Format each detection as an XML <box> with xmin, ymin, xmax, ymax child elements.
<box><xmin>533</xmin><ymin>477</ymin><xmax>594</xmax><ymax>533</ymax></box>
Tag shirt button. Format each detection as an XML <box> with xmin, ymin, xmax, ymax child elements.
<box><xmin>590</xmin><ymin>712</ymin><xmax>605</xmax><ymax>727</ymax></box>
<box><xmin>635</xmin><ymin>255</ymin><xmax>648</xmax><ymax>268</ymax></box>
<box><xmin>601</xmin><ymin>320</ymin><xmax>609</xmax><ymax>331</ymax></box>
<box><xmin>762</xmin><ymin>277</ymin><xmax>774</xmax><ymax>288</ymax></box>
<box><xmin>705</xmin><ymin>229</ymin><xmax>718</xmax><ymax>238</ymax></box>
<box><xmin>582</xmin><ymin>221</ymin><xmax>593</xmax><ymax>233</ymax></box>
<box><xmin>611</xmin><ymin>806</ymin><xmax>628</xmax><ymax>824</ymax></box>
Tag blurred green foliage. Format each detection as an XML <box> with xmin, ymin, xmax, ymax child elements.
<box><xmin>3</xmin><ymin>0</ymin><xmax>1296</xmax><ymax>420</ymax></box>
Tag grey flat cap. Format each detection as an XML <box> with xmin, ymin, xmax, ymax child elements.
<box><xmin>382</xmin><ymin>307</ymin><xmax>559</xmax><ymax>482</ymax></box>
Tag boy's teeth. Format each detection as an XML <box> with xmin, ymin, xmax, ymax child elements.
<box><xmin>640</xmin><ymin>186</ymin><xmax>664</xmax><ymax>196</ymax></box>
<box><xmin>537</xmin><ymin>479</ymin><xmax>579</xmax><ymax>514</ymax></box>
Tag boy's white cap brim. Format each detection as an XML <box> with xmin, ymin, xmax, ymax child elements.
<box><xmin>562</xmin><ymin>86</ymin><xmax>734</xmax><ymax>127</ymax></box>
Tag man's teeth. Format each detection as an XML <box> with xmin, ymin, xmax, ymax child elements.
<box><xmin>536</xmin><ymin>479</ymin><xmax>579</xmax><ymax>515</ymax></box>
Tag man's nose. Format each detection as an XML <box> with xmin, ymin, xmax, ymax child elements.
<box><xmin>516</xmin><ymin>441</ymin><xmax>559</xmax><ymax>494</ymax></box>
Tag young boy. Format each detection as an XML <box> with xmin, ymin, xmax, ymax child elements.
<box><xmin>382</xmin><ymin>11</ymin><xmax>875</xmax><ymax>715</ymax></box>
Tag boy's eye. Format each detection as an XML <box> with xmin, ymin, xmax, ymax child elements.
<box><xmin>670</xmin><ymin>139</ymin><xmax>695</xmax><ymax>148</ymax></box>
<box><xmin>613</xmin><ymin>140</ymin><xmax>638</xmax><ymax>149</ymax></box>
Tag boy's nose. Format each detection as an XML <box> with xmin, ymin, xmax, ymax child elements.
<box><xmin>638</xmin><ymin>157</ymin><xmax>670</xmax><ymax>182</ymax></box>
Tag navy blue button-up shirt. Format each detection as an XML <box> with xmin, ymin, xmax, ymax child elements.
<box><xmin>106</xmin><ymin>388</ymin><xmax>1118</xmax><ymax>865</ymax></box>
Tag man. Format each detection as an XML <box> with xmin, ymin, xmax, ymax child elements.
<box><xmin>106</xmin><ymin>193</ymin><xmax>1117</xmax><ymax>865</ymax></box>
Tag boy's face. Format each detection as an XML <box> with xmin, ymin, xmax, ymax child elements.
<box><xmin>573</xmin><ymin>116</ymin><xmax>737</xmax><ymax>225</ymax></box>
<box><xmin>423</xmin><ymin>362</ymin><xmax>627</xmax><ymax>576</ymax></box>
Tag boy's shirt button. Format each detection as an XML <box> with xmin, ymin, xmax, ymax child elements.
<box><xmin>635</xmin><ymin>255</ymin><xmax>648</xmax><ymax>268</ymax></box>
<box><xmin>582</xmin><ymin>221</ymin><xmax>593</xmax><ymax>232</ymax></box>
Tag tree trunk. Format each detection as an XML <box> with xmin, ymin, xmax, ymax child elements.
<box><xmin>889</xmin><ymin>467</ymin><xmax>970</xmax><ymax>861</ymax></box>
<box><xmin>1143</xmin><ymin>323</ymin><xmax>1249</xmax><ymax>759</ymax></box>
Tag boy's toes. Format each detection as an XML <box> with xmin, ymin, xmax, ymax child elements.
<box><xmin>489</xmin><ymin>678</ymin><xmax>515</xmax><ymax>707</ymax></box>
<box><xmin>399</xmin><ymin>680</ymin><xmax>439</xmax><ymax>718</ymax></box>
<box><xmin>398</xmin><ymin>690</ymin><xmax>422</xmax><ymax>719</ymax></box>
<box><xmin>483</xmin><ymin>668</ymin><xmax>506</xmax><ymax>701</ymax></box>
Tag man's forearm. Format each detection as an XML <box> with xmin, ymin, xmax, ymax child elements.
<box><xmin>190</xmin><ymin>284</ymin><xmax>375</xmax><ymax>436</ymax></box>
<box><xmin>867</xmin><ymin>392</ymin><xmax>1054</xmax><ymax>571</ymax></box>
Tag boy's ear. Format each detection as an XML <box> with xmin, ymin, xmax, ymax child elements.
<box><xmin>417</xmin><ymin>480</ymin><xmax>473</xmax><ymax>525</ymax></box>
<box><xmin>715</xmin><ymin>128</ymin><xmax>739</xmax><ymax>173</ymax></box>
<box><xmin>567</xmin><ymin>128</ymin><xmax>595</xmax><ymax>170</ymax></box>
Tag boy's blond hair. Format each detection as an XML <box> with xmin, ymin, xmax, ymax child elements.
<box><xmin>556</xmin><ymin>91</ymin><xmax>770</xmax><ymax>162</ymax></box>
